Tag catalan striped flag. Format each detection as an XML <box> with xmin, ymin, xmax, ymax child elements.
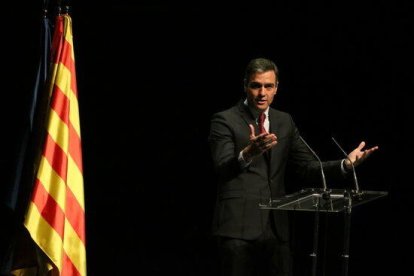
<box><xmin>23</xmin><ymin>13</ymin><xmax>86</xmax><ymax>276</ymax></box>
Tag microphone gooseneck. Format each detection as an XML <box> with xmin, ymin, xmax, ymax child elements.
<box><xmin>299</xmin><ymin>136</ymin><xmax>329</xmax><ymax>196</ymax></box>
<box><xmin>331</xmin><ymin>137</ymin><xmax>360</xmax><ymax>194</ymax></box>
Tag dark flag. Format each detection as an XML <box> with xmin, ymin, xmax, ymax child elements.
<box><xmin>0</xmin><ymin>3</ymin><xmax>52</xmax><ymax>274</ymax></box>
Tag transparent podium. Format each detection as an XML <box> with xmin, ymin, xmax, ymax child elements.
<box><xmin>260</xmin><ymin>188</ymin><xmax>388</xmax><ymax>276</ymax></box>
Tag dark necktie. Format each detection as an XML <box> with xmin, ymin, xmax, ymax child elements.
<box><xmin>259</xmin><ymin>112</ymin><xmax>266</xmax><ymax>134</ymax></box>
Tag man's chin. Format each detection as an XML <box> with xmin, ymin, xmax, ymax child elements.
<box><xmin>255</xmin><ymin>104</ymin><xmax>268</xmax><ymax>111</ymax></box>
<box><xmin>248</xmin><ymin>99</ymin><xmax>268</xmax><ymax>111</ymax></box>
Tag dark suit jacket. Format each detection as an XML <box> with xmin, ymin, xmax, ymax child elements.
<box><xmin>208</xmin><ymin>100</ymin><xmax>344</xmax><ymax>241</ymax></box>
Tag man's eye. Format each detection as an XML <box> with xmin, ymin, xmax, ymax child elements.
<box><xmin>249</xmin><ymin>82</ymin><xmax>275</xmax><ymax>89</ymax></box>
<box><xmin>249</xmin><ymin>82</ymin><xmax>262</xmax><ymax>89</ymax></box>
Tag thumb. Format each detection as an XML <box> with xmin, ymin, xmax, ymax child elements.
<box><xmin>249</xmin><ymin>124</ymin><xmax>256</xmax><ymax>139</ymax></box>
<box><xmin>357</xmin><ymin>141</ymin><xmax>366</xmax><ymax>151</ymax></box>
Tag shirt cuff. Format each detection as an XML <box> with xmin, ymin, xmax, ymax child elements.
<box><xmin>340</xmin><ymin>159</ymin><xmax>349</xmax><ymax>174</ymax></box>
<box><xmin>238</xmin><ymin>150</ymin><xmax>252</xmax><ymax>168</ymax></box>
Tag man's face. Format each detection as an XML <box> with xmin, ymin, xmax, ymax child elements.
<box><xmin>245</xmin><ymin>70</ymin><xmax>278</xmax><ymax>112</ymax></box>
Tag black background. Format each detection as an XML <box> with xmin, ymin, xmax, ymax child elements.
<box><xmin>2</xmin><ymin>1</ymin><xmax>413</xmax><ymax>275</ymax></box>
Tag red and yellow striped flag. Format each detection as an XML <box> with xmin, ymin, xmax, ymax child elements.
<box><xmin>23</xmin><ymin>13</ymin><xmax>86</xmax><ymax>276</ymax></box>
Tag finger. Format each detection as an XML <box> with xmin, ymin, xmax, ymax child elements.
<box><xmin>364</xmin><ymin>146</ymin><xmax>379</xmax><ymax>156</ymax></box>
<box><xmin>262</xmin><ymin>135</ymin><xmax>276</xmax><ymax>145</ymax></box>
<box><xmin>261</xmin><ymin>140</ymin><xmax>278</xmax><ymax>153</ymax></box>
<box><xmin>255</xmin><ymin>133</ymin><xmax>268</xmax><ymax>144</ymax></box>
<box><xmin>261</xmin><ymin>133</ymin><xmax>277</xmax><ymax>141</ymax></box>
<box><xmin>263</xmin><ymin>137</ymin><xmax>278</xmax><ymax>148</ymax></box>
<box><xmin>267</xmin><ymin>140</ymin><xmax>278</xmax><ymax>149</ymax></box>
<box><xmin>266</xmin><ymin>133</ymin><xmax>277</xmax><ymax>141</ymax></box>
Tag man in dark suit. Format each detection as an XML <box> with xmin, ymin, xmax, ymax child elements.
<box><xmin>208</xmin><ymin>57</ymin><xmax>378</xmax><ymax>276</ymax></box>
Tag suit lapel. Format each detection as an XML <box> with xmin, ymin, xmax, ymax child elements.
<box><xmin>237</xmin><ymin>100</ymin><xmax>257</xmax><ymax>131</ymax></box>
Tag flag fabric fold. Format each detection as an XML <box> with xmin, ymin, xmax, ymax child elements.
<box><xmin>22</xmin><ymin>13</ymin><xmax>86</xmax><ymax>276</ymax></box>
<box><xmin>1</xmin><ymin>8</ymin><xmax>52</xmax><ymax>275</ymax></box>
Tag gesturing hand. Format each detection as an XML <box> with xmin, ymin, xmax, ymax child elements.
<box><xmin>242</xmin><ymin>124</ymin><xmax>278</xmax><ymax>162</ymax></box>
<box><xmin>345</xmin><ymin>141</ymin><xmax>379</xmax><ymax>169</ymax></box>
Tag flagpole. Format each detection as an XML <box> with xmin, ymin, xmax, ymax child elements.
<box><xmin>56</xmin><ymin>0</ymin><xmax>71</xmax><ymax>14</ymax></box>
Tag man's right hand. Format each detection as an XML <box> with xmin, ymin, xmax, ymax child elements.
<box><xmin>242</xmin><ymin>124</ymin><xmax>278</xmax><ymax>162</ymax></box>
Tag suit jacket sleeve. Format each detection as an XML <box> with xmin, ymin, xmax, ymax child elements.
<box><xmin>208</xmin><ymin>111</ymin><xmax>247</xmax><ymax>182</ymax></box>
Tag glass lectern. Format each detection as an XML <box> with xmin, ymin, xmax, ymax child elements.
<box><xmin>259</xmin><ymin>188</ymin><xmax>388</xmax><ymax>276</ymax></box>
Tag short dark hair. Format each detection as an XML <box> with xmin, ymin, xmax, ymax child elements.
<box><xmin>243</xmin><ymin>58</ymin><xmax>279</xmax><ymax>87</ymax></box>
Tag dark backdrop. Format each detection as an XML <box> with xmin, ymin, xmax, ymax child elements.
<box><xmin>2</xmin><ymin>1</ymin><xmax>413</xmax><ymax>275</ymax></box>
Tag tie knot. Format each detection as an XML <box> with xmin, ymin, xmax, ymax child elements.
<box><xmin>258</xmin><ymin>113</ymin><xmax>266</xmax><ymax>134</ymax></box>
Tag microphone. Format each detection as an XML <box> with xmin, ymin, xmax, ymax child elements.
<box><xmin>331</xmin><ymin>137</ymin><xmax>361</xmax><ymax>194</ymax></box>
<box><xmin>299</xmin><ymin>136</ymin><xmax>329</xmax><ymax>197</ymax></box>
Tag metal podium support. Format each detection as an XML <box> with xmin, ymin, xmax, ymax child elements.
<box><xmin>260</xmin><ymin>188</ymin><xmax>388</xmax><ymax>276</ymax></box>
